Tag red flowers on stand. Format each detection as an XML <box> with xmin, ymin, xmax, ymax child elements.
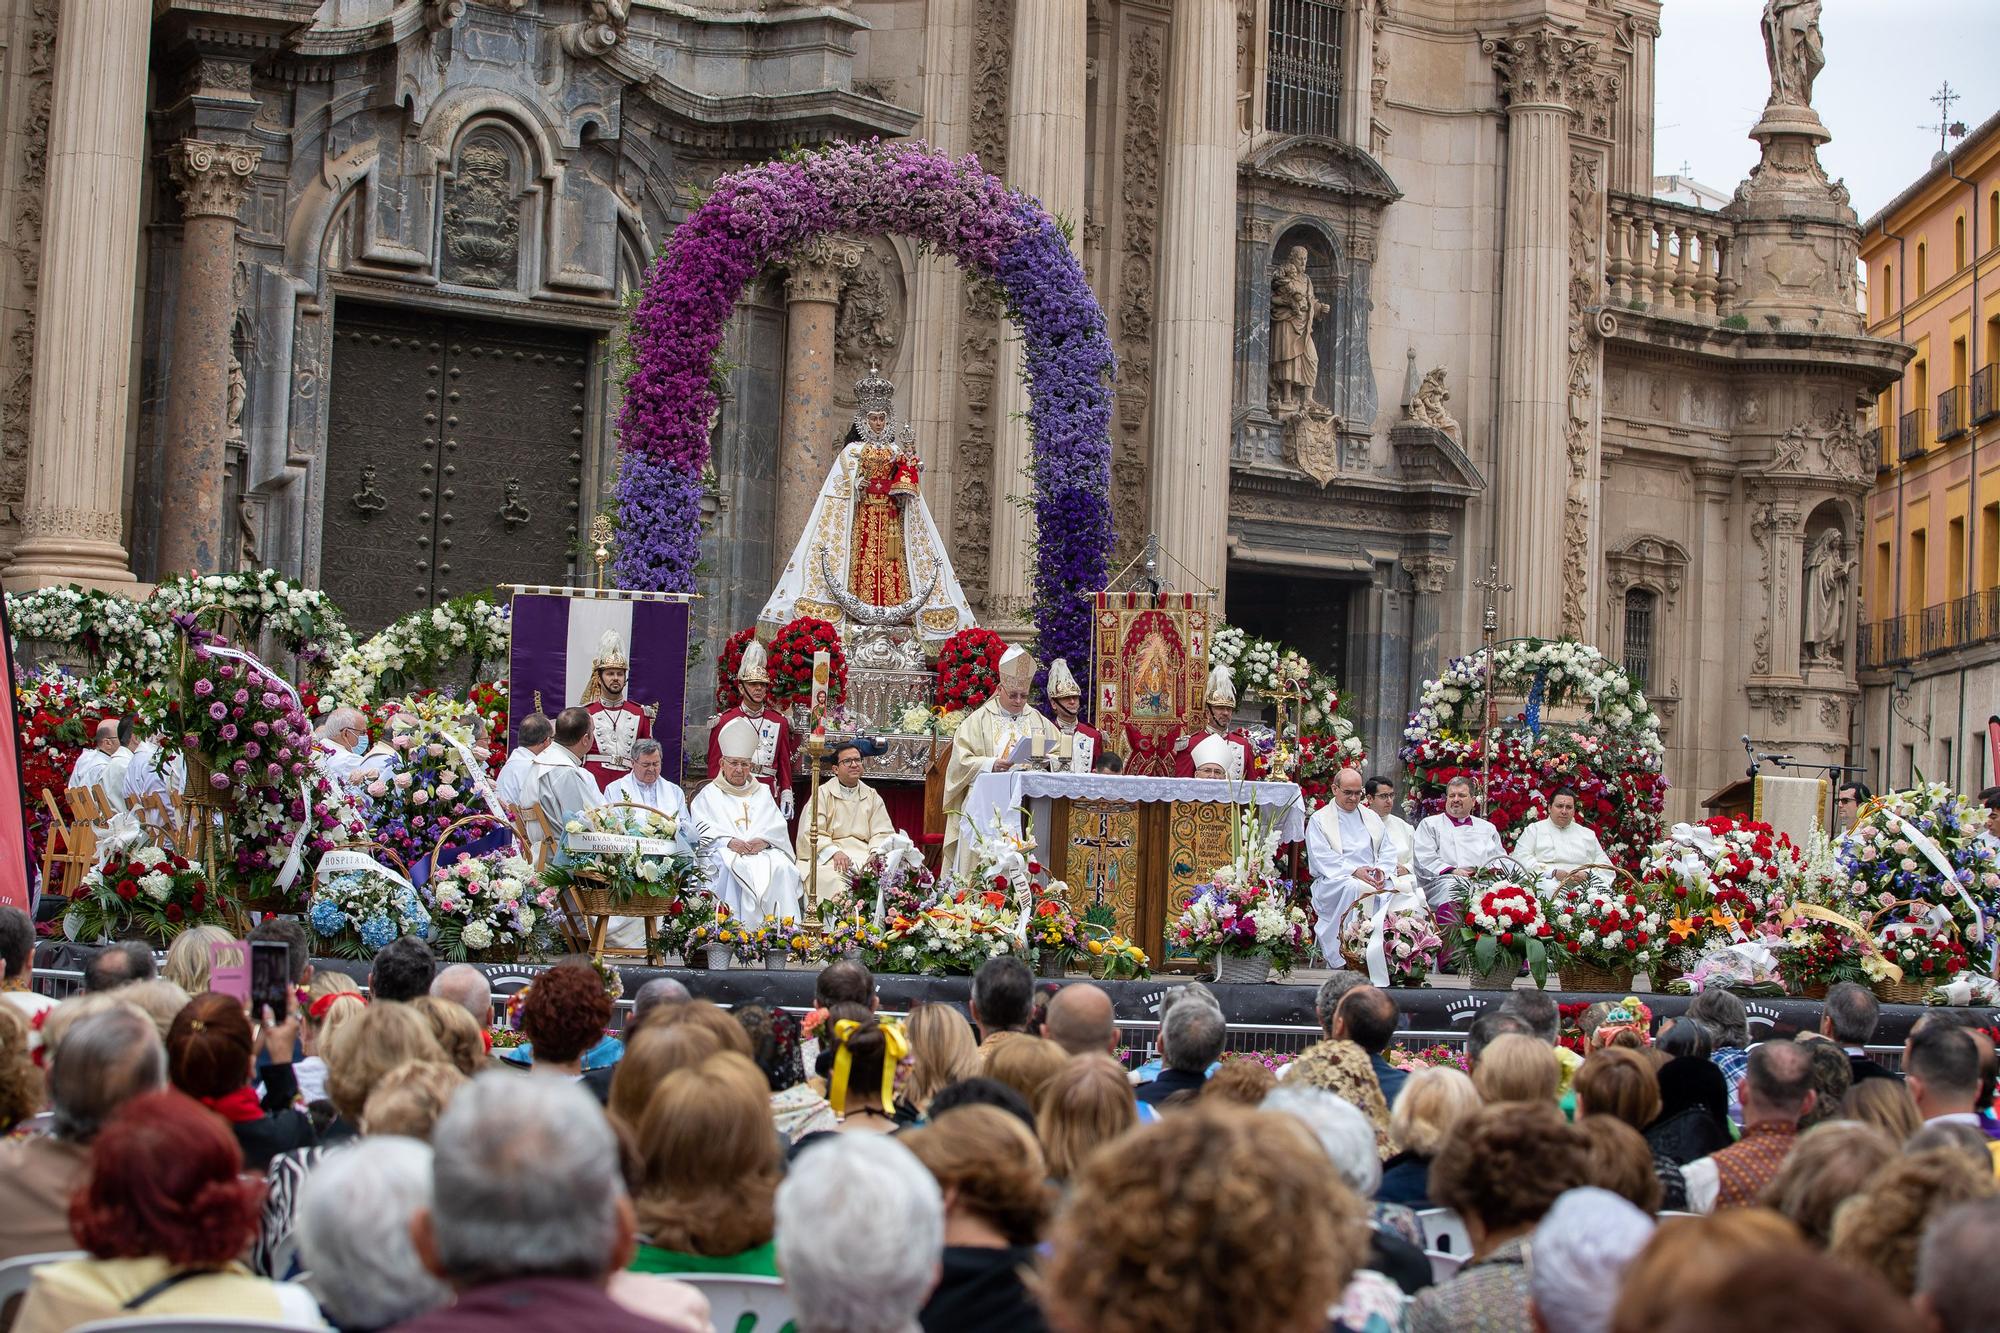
<box><xmin>935</xmin><ymin>627</ymin><xmax>1007</xmax><ymax>714</ymax></box>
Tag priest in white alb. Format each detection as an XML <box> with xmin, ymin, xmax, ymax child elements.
<box><xmin>1305</xmin><ymin>768</ymin><xmax>1402</xmax><ymax>962</ymax></box>
<box><xmin>1412</xmin><ymin>776</ymin><xmax>1508</xmax><ymax>906</ymax></box>
<box><xmin>533</xmin><ymin>707</ymin><xmax>605</xmax><ymax>834</ymax></box>
<box><xmin>1364</xmin><ymin>775</ymin><xmax>1419</xmax><ymax>892</ymax></box>
<box><xmin>691</xmin><ymin>717</ymin><xmax>805</xmax><ymax>928</ymax></box>
<box><xmin>1510</xmin><ymin>787</ymin><xmax>1611</xmax><ymax>886</ymax></box>
<box><xmin>793</xmin><ymin>739</ymin><xmax>896</xmax><ymax>897</ymax></box>
<box><xmin>604</xmin><ymin>739</ymin><xmax>693</xmax><ymax>829</ymax></box>
<box><xmin>941</xmin><ymin>646</ymin><xmax>1058</xmax><ymax>870</ymax></box>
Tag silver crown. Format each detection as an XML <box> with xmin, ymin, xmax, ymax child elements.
<box><xmin>853</xmin><ymin>361</ymin><xmax>897</xmax><ymax>417</ymax></box>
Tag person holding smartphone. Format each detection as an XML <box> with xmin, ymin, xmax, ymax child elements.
<box><xmin>165</xmin><ymin>994</ymin><xmax>316</xmax><ymax>1172</ymax></box>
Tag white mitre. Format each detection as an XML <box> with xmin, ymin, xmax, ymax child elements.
<box><xmin>1191</xmin><ymin>734</ymin><xmax>1234</xmax><ymax>771</ymax></box>
<box><xmin>719</xmin><ymin>716</ymin><xmax>761</xmax><ymax>760</ymax></box>
<box><xmin>996</xmin><ymin>645</ymin><xmax>1035</xmax><ymax>691</ymax></box>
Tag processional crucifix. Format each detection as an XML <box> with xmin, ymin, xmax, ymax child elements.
<box><xmin>1472</xmin><ymin>563</ymin><xmax>1512</xmax><ymax>820</ymax></box>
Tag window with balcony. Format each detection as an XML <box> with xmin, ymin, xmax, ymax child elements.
<box><xmin>1265</xmin><ymin>0</ymin><xmax>1344</xmax><ymax>141</ymax></box>
<box><xmin>1621</xmin><ymin>590</ymin><xmax>1655</xmax><ymax>693</ymax></box>
<box><xmin>1910</xmin><ymin>527</ymin><xmax>1928</xmax><ymax>612</ymax></box>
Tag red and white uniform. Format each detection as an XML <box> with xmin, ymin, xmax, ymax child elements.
<box><xmin>584</xmin><ymin>699</ymin><xmax>650</xmax><ymax>790</ymax></box>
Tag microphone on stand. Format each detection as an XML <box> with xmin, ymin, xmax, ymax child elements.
<box><xmin>1742</xmin><ymin>734</ymin><xmax>1758</xmax><ymax>779</ymax></box>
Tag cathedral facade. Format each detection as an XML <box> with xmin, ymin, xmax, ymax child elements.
<box><xmin>0</xmin><ymin>0</ymin><xmax>1908</xmax><ymax>814</ymax></box>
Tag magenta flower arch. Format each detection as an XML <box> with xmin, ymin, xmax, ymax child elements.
<box><xmin>616</xmin><ymin>140</ymin><xmax>1115</xmax><ymax>680</ymax></box>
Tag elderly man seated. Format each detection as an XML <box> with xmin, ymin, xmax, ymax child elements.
<box><xmin>691</xmin><ymin>717</ymin><xmax>805</xmax><ymax>927</ymax></box>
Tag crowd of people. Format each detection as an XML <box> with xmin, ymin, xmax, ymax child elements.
<box><xmin>4</xmin><ymin>909</ymin><xmax>2000</xmax><ymax>1333</ymax></box>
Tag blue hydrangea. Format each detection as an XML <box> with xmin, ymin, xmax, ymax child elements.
<box><xmin>308</xmin><ymin>898</ymin><xmax>348</xmax><ymax>934</ymax></box>
<box><xmin>359</xmin><ymin>913</ymin><xmax>398</xmax><ymax>951</ymax></box>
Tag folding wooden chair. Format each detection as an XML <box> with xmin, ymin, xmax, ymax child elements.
<box><xmin>53</xmin><ymin>790</ymin><xmax>99</xmax><ymax>893</ymax></box>
<box><xmin>509</xmin><ymin>803</ymin><xmax>589</xmax><ymax>953</ymax></box>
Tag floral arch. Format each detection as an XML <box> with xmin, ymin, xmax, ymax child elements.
<box><xmin>615</xmin><ymin>140</ymin><xmax>1115</xmax><ymax>672</ymax></box>
<box><xmin>1400</xmin><ymin>639</ymin><xmax>1668</xmax><ymax>870</ymax></box>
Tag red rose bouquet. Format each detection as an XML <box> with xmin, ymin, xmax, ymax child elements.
<box><xmin>768</xmin><ymin>616</ymin><xmax>847</xmax><ymax>710</ymax></box>
<box><xmin>935</xmin><ymin>627</ymin><xmax>1007</xmax><ymax>713</ymax></box>
<box><xmin>713</xmin><ymin>626</ymin><xmax>758</xmax><ymax>713</ymax></box>
<box><xmin>66</xmin><ymin>844</ymin><xmax>225</xmax><ymax>945</ymax></box>
<box><xmin>466</xmin><ymin>680</ymin><xmax>509</xmax><ymax>779</ymax></box>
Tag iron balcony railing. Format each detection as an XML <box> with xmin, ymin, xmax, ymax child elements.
<box><xmin>1900</xmin><ymin>409</ymin><xmax>1929</xmax><ymax>462</ymax></box>
<box><xmin>1939</xmin><ymin>385</ymin><xmax>1969</xmax><ymax>441</ymax></box>
<box><xmin>1860</xmin><ymin>590</ymin><xmax>2000</xmax><ymax>668</ymax></box>
<box><xmin>1973</xmin><ymin>364</ymin><xmax>1998</xmax><ymax>425</ymax></box>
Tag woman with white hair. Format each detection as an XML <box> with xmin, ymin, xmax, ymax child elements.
<box><xmin>775</xmin><ymin>1135</ymin><xmax>944</xmax><ymax>1333</ymax></box>
<box><xmin>296</xmin><ymin>1137</ymin><xmax>451</xmax><ymax>1332</ymax></box>
<box><xmin>1528</xmin><ymin>1188</ymin><xmax>1654</xmax><ymax>1333</ymax></box>
<box><xmin>1262</xmin><ymin>1086</ymin><xmax>1430</xmax><ymax>1308</ymax></box>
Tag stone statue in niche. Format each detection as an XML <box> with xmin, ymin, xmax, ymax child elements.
<box><xmin>1269</xmin><ymin>245</ymin><xmax>1328</xmax><ymax>414</ymax></box>
<box><xmin>1760</xmin><ymin>0</ymin><xmax>1824</xmax><ymax>109</ymax></box>
<box><xmin>1801</xmin><ymin>527</ymin><xmax>1853</xmax><ymax>666</ymax></box>
<box><xmin>1406</xmin><ymin>367</ymin><xmax>1461</xmax><ymax>446</ymax></box>
<box><xmin>226</xmin><ymin>350</ymin><xmax>247</xmax><ymax>445</ymax></box>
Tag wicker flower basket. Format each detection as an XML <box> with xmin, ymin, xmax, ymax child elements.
<box><xmin>1796</xmin><ymin>981</ymin><xmax>1831</xmax><ymax>1001</ymax></box>
<box><xmin>1559</xmin><ymin>961</ymin><xmax>1636</xmax><ymax>994</ymax></box>
<box><xmin>1464</xmin><ymin>963</ymin><xmax>1519</xmax><ymax>991</ymax></box>
<box><xmin>704</xmin><ymin>943</ymin><xmax>734</xmax><ymax>971</ymax></box>
<box><xmin>1214</xmin><ymin>954</ymin><xmax>1273</xmax><ymax>985</ymax></box>
<box><xmin>1872</xmin><ymin>978</ymin><xmax>1932</xmax><ymax>1005</ymax></box>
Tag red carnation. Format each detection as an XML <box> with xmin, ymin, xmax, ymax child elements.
<box><xmin>1500</xmin><ymin>931</ymin><xmax>1514</xmax><ymax>945</ymax></box>
<box><xmin>165</xmin><ymin>904</ymin><xmax>183</xmax><ymax>923</ymax></box>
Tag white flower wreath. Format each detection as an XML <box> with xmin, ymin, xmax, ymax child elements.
<box><xmin>1401</xmin><ymin>639</ymin><xmax>1665</xmax><ymax>756</ymax></box>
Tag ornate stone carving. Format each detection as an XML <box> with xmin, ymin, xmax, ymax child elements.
<box><xmin>427</xmin><ymin>0</ymin><xmax>469</xmax><ymax>31</ymax></box>
<box><xmin>1405</xmin><ymin>366</ymin><xmax>1461</xmax><ymax>445</ymax></box>
<box><xmin>1818</xmin><ymin>696</ymin><xmax>1846</xmax><ymax>729</ymax></box>
<box><xmin>441</xmin><ymin>140</ymin><xmax>521</xmax><ymax>290</ymax></box>
<box><xmin>784</xmin><ymin>235</ymin><xmax>863</xmax><ymax>306</ymax></box>
<box><xmin>1110</xmin><ymin>21</ymin><xmax>1164</xmax><ymax>566</ymax></box>
<box><xmin>1482</xmin><ymin>23</ymin><xmax>1599</xmax><ymax>111</ymax></box>
<box><xmin>1559</xmin><ymin>148</ymin><xmax>1604</xmax><ymax>637</ymax></box>
<box><xmin>169</xmin><ymin>140</ymin><xmax>263</xmax><ymax>220</ymax></box>
<box><xmin>1801</xmin><ymin>527</ymin><xmax>1853</xmax><ymax>666</ymax></box>
<box><xmin>19</xmin><ymin>503</ymin><xmax>122</xmax><ymax>542</ymax></box>
<box><xmin>833</xmin><ymin>249</ymin><xmax>901</xmax><ymax>379</ymax></box>
<box><xmin>226</xmin><ymin>351</ymin><xmax>246</xmax><ymax>446</ymax></box>
<box><xmin>1819</xmin><ymin>409</ymin><xmax>1873</xmax><ymax>482</ymax></box>
<box><xmin>1402</xmin><ymin>553</ymin><xmax>1454</xmax><ymax>596</ymax></box>
<box><xmin>1604</xmin><ymin>535</ymin><xmax>1688</xmax><ymax>612</ymax></box>
<box><xmin>0</xmin><ymin>0</ymin><xmax>57</xmax><ymax>535</ymax></box>
<box><xmin>1269</xmin><ymin>245</ymin><xmax>1328</xmax><ymax>415</ymax></box>
<box><xmin>1243</xmin><ymin>139</ymin><xmax>1402</xmax><ymax>202</ymax></box>
<box><xmin>1760</xmin><ymin>0</ymin><xmax>1824</xmax><ymax>109</ymax></box>
<box><xmin>561</xmin><ymin>0</ymin><xmax>632</xmax><ymax>58</ymax></box>
<box><xmin>1283</xmin><ymin>408</ymin><xmax>1342</xmax><ymax>487</ymax></box>
<box><xmin>1747</xmin><ymin>684</ymin><xmax>1804</xmax><ymax>725</ymax></box>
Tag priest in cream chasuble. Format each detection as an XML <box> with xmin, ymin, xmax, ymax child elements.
<box><xmin>942</xmin><ymin>646</ymin><xmax>1058</xmax><ymax>871</ymax></box>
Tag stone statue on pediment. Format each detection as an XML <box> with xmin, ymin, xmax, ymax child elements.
<box><xmin>1802</xmin><ymin>527</ymin><xmax>1852</xmax><ymax>665</ymax></box>
<box><xmin>1761</xmin><ymin>0</ymin><xmax>1824</xmax><ymax>109</ymax></box>
<box><xmin>1269</xmin><ymin>246</ymin><xmax>1328</xmax><ymax>415</ymax></box>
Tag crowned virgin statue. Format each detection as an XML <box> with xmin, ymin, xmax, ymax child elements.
<box><xmin>761</xmin><ymin>366</ymin><xmax>974</xmax><ymax>642</ymax></box>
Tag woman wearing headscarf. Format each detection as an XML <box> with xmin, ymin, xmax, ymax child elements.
<box><xmin>1646</xmin><ymin>1053</ymin><xmax>1733</xmax><ymax>1166</ymax></box>
<box><xmin>734</xmin><ymin>1004</ymin><xmax>837</xmax><ymax>1142</ymax></box>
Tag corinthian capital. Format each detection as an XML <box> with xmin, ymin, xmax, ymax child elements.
<box><xmin>169</xmin><ymin>140</ymin><xmax>263</xmax><ymax>220</ymax></box>
<box><xmin>784</xmin><ymin>235</ymin><xmax>865</xmax><ymax>305</ymax></box>
<box><xmin>1482</xmin><ymin>23</ymin><xmax>1599</xmax><ymax>111</ymax></box>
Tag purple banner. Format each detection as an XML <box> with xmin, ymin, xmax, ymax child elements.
<box><xmin>506</xmin><ymin>591</ymin><xmax>690</xmax><ymax>779</ymax></box>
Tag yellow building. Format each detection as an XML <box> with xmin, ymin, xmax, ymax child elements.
<box><xmin>1860</xmin><ymin>110</ymin><xmax>2000</xmax><ymax>794</ymax></box>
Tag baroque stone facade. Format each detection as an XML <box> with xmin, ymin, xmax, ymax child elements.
<box><xmin>0</xmin><ymin>0</ymin><xmax>1912</xmax><ymax>813</ymax></box>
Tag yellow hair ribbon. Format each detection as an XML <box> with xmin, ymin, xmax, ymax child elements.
<box><xmin>828</xmin><ymin>1017</ymin><xmax>911</xmax><ymax>1118</ymax></box>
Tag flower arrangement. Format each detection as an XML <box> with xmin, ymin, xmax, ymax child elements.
<box><xmin>153</xmin><ymin>571</ymin><xmax>352</xmax><ymax>677</ymax></box>
<box><xmin>1207</xmin><ymin>624</ymin><xmax>1364</xmax><ymax>800</ymax></box>
<box><xmin>712</xmin><ymin>627</ymin><xmax>759</xmax><ymax>713</ymax></box>
<box><xmin>615</xmin><ymin>139</ymin><xmax>1114</xmax><ymax>681</ymax></box>
<box><xmin>1028</xmin><ymin>897</ymin><xmax>1085</xmax><ymax>968</ymax></box>
<box><xmin>6</xmin><ymin>586</ymin><xmax>175</xmax><ymax>686</ymax></box>
<box><xmin>768</xmin><ymin>615</ymin><xmax>847</xmax><ymax>709</ymax></box>
<box><xmin>678</xmin><ymin>896</ymin><xmax>746</xmax><ymax>960</ymax></box>
<box><xmin>1401</xmin><ymin>640</ymin><xmax>1667</xmax><ymax>871</ymax></box>
<box><xmin>1453</xmin><ymin>864</ymin><xmax>1560</xmax><ymax>987</ymax></box>
<box><xmin>1876</xmin><ymin>917</ymin><xmax>1969</xmax><ymax>985</ymax></box>
<box><xmin>1171</xmin><ymin>872</ymin><xmax>1314</xmax><ymax>977</ymax></box>
<box><xmin>425</xmin><ymin>850</ymin><xmax>556</xmax><ymax>961</ymax></box>
<box><xmin>655</xmin><ymin>890</ymin><xmax>726</xmax><ymax>961</ymax></box>
<box><xmin>1221</xmin><ymin>1050</ymin><xmax>1296</xmax><ymax>1075</ymax></box>
<box><xmin>1547</xmin><ymin>880</ymin><xmax>1668</xmax><ymax>973</ymax></box>
<box><xmin>322</xmin><ymin>591</ymin><xmax>510</xmax><ymax>708</ymax></box>
<box><xmin>1773</xmin><ymin>921</ymin><xmax>1871</xmax><ymax>995</ymax></box>
<box><xmin>892</xmin><ymin>702</ymin><xmax>960</xmax><ymax>738</ymax></box>
<box><xmin>878</xmin><ymin>889</ymin><xmax>1029</xmax><ymax>976</ymax></box>
<box><xmin>841</xmin><ymin>846</ymin><xmax>937</xmax><ymax>925</ymax></box>
<box><xmin>758</xmin><ymin>915</ymin><xmax>816</xmax><ymax>962</ymax></box>
<box><xmin>1337</xmin><ymin>900</ymin><xmax>1445</xmax><ymax>986</ymax></box>
<box><xmin>465</xmin><ymin>680</ymin><xmax>509</xmax><ymax>780</ymax></box>
<box><xmin>66</xmin><ymin>845</ymin><xmax>223</xmax><ymax>945</ymax></box>
<box><xmin>543</xmin><ymin>804</ymin><xmax>699</xmax><ymax>907</ymax></box>
<box><xmin>1836</xmin><ymin>783</ymin><xmax>2000</xmax><ymax>941</ymax></box>
<box><xmin>352</xmin><ymin>697</ymin><xmax>497</xmax><ymax>871</ymax></box>
<box><xmin>1386</xmin><ymin>1044</ymin><xmax>1473</xmax><ymax>1076</ymax></box>
<box><xmin>1081</xmin><ymin>925</ymin><xmax>1152</xmax><ymax>980</ymax></box>
<box><xmin>815</xmin><ymin>915</ymin><xmax>883</xmax><ymax>962</ymax></box>
<box><xmin>308</xmin><ymin>867</ymin><xmax>432</xmax><ymax>960</ymax></box>
<box><xmin>934</xmin><ymin>626</ymin><xmax>1008</xmax><ymax>714</ymax></box>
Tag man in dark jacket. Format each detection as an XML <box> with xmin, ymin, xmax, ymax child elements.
<box><xmin>1819</xmin><ymin>982</ymin><xmax>1898</xmax><ymax>1083</ymax></box>
<box><xmin>1137</xmin><ymin>991</ymin><xmax>1225</xmax><ymax>1107</ymax></box>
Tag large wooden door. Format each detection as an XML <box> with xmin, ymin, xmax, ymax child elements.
<box><xmin>321</xmin><ymin>303</ymin><xmax>591</xmax><ymax>633</ymax></box>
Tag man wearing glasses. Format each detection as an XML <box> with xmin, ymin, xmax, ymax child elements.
<box><xmin>1835</xmin><ymin>780</ymin><xmax>1871</xmax><ymax>834</ymax></box>
<box><xmin>794</xmin><ymin>741</ymin><xmax>894</xmax><ymax>886</ymax></box>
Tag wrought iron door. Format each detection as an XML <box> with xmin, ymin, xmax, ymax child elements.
<box><xmin>321</xmin><ymin>304</ymin><xmax>590</xmax><ymax>633</ymax></box>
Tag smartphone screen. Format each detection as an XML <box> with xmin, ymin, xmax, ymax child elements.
<box><xmin>250</xmin><ymin>940</ymin><xmax>292</xmax><ymax>1021</ymax></box>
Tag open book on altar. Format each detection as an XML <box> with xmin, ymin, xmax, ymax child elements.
<box><xmin>1001</xmin><ymin>733</ymin><xmax>1093</xmax><ymax>774</ymax></box>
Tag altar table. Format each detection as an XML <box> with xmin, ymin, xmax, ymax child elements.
<box><xmin>962</xmin><ymin>773</ymin><xmax>1307</xmax><ymax>964</ymax></box>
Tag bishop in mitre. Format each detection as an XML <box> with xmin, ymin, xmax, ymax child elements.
<box><xmin>692</xmin><ymin>717</ymin><xmax>805</xmax><ymax>928</ymax></box>
<box><xmin>793</xmin><ymin>739</ymin><xmax>896</xmax><ymax>891</ymax></box>
<box><xmin>942</xmin><ymin>645</ymin><xmax>1058</xmax><ymax>869</ymax></box>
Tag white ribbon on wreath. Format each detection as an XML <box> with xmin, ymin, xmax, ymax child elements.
<box><xmin>199</xmin><ymin>643</ymin><xmax>313</xmax><ymax>891</ymax></box>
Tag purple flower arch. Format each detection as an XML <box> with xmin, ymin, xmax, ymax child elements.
<box><xmin>616</xmin><ymin>140</ymin><xmax>1114</xmax><ymax>678</ymax></box>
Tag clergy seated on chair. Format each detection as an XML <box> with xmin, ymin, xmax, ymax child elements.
<box><xmin>496</xmin><ymin>713</ymin><xmax>554</xmax><ymax>811</ymax></box>
<box><xmin>1510</xmin><ymin>788</ymin><xmax>1610</xmax><ymax>886</ymax></box>
<box><xmin>534</xmin><ymin>708</ymin><xmax>606</xmax><ymax>835</ymax></box>
<box><xmin>1363</xmin><ymin>775</ymin><xmax>1419</xmax><ymax>892</ymax></box>
<box><xmin>1305</xmin><ymin>769</ymin><xmax>1401</xmax><ymax>964</ymax></box>
<box><xmin>1171</xmin><ymin>666</ymin><xmax>1257</xmax><ymax>780</ymax></box>
<box><xmin>706</xmin><ymin>638</ymin><xmax>795</xmax><ymax>797</ymax></box>
<box><xmin>941</xmin><ymin>646</ymin><xmax>1058</xmax><ymax>870</ymax></box>
<box><xmin>313</xmin><ymin>708</ymin><xmax>369</xmax><ymax>787</ymax></box>
<box><xmin>1413</xmin><ymin>777</ymin><xmax>1507</xmax><ymax>908</ymax></box>
<box><xmin>795</xmin><ymin>741</ymin><xmax>895</xmax><ymax>884</ymax></box>
<box><xmin>67</xmin><ymin>718</ymin><xmax>122</xmax><ymax>792</ymax></box>
<box><xmin>605</xmin><ymin>740</ymin><xmax>693</xmax><ymax>828</ymax></box>
<box><xmin>692</xmin><ymin>717</ymin><xmax>804</xmax><ymax>929</ymax></box>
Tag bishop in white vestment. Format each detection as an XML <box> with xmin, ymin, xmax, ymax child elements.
<box><xmin>1413</xmin><ymin>779</ymin><xmax>1508</xmax><ymax>906</ymax></box>
<box><xmin>795</xmin><ymin>742</ymin><xmax>896</xmax><ymax>888</ymax></box>
<box><xmin>1511</xmin><ymin>790</ymin><xmax>1611</xmax><ymax>884</ymax></box>
<box><xmin>691</xmin><ymin>717</ymin><xmax>805</xmax><ymax>927</ymax></box>
<box><xmin>941</xmin><ymin>646</ymin><xmax>1058</xmax><ymax>870</ymax></box>
<box><xmin>1305</xmin><ymin>771</ymin><xmax>1401</xmax><ymax>962</ymax></box>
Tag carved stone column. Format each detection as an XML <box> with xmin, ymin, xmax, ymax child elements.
<box><xmin>1</xmin><ymin>0</ymin><xmax>150</xmax><ymax>592</ymax></box>
<box><xmin>1482</xmin><ymin>24</ymin><xmax>1595</xmax><ymax>639</ymax></box>
<box><xmin>775</xmin><ymin>237</ymin><xmax>861</xmax><ymax>584</ymax></box>
<box><xmin>1150</xmin><ymin>0</ymin><xmax>1240</xmax><ymax>603</ymax></box>
<box><xmin>1402</xmin><ymin>552</ymin><xmax>1455</xmax><ymax>730</ymax></box>
<box><xmin>987</xmin><ymin>0</ymin><xmax>1087</xmax><ymax>628</ymax></box>
<box><xmin>155</xmin><ymin>140</ymin><xmax>262</xmax><ymax>579</ymax></box>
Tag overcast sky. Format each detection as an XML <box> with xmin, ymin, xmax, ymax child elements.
<box><xmin>1653</xmin><ymin>0</ymin><xmax>2000</xmax><ymax>221</ymax></box>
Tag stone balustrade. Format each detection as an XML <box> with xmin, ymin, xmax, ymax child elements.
<box><xmin>1605</xmin><ymin>193</ymin><xmax>1738</xmax><ymax>320</ymax></box>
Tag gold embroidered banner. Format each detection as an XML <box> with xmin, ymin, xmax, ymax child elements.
<box><xmin>1092</xmin><ymin>592</ymin><xmax>1210</xmax><ymax>777</ymax></box>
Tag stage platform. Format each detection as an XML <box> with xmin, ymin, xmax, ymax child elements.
<box><xmin>33</xmin><ymin>942</ymin><xmax>1950</xmax><ymax>1046</ymax></box>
